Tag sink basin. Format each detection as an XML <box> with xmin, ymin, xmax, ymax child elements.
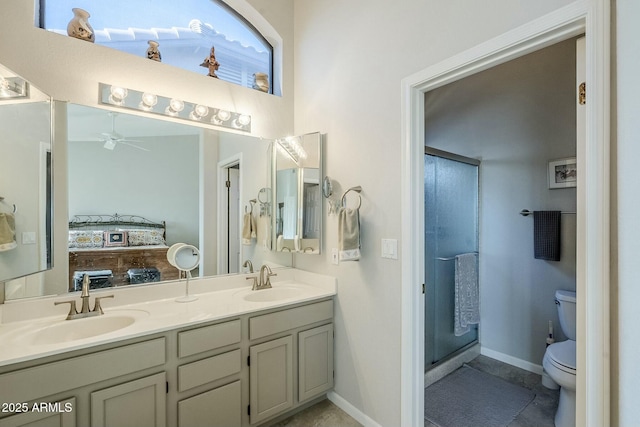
<box><xmin>241</xmin><ymin>286</ymin><xmax>303</xmax><ymax>302</ymax></box>
<box><xmin>26</xmin><ymin>310</ymin><xmax>148</xmax><ymax>346</ymax></box>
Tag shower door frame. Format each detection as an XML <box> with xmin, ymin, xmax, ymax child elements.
<box><xmin>424</xmin><ymin>147</ymin><xmax>480</xmax><ymax>370</ymax></box>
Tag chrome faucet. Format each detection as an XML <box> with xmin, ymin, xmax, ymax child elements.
<box><xmin>55</xmin><ymin>274</ymin><xmax>114</xmax><ymax>320</ymax></box>
<box><xmin>245</xmin><ymin>264</ymin><xmax>277</xmax><ymax>291</ymax></box>
<box><xmin>259</xmin><ymin>264</ymin><xmax>276</xmax><ymax>289</ymax></box>
<box><xmin>242</xmin><ymin>260</ymin><xmax>254</xmax><ymax>273</ymax></box>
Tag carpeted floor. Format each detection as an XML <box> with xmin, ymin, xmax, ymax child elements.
<box><xmin>424</xmin><ymin>365</ymin><xmax>535</xmax><ymax>427</ymax></box>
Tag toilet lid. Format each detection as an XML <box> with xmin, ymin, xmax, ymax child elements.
<box><xmin>547</xmin><ymin>340</ymin><xmax>576</xmax><ymax>373</ymax></box>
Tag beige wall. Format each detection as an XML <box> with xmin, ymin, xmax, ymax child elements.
<box><xmin>292</xmin><ymin>1</ymin><xmax>577</xmax><ymax>425</ymax></box>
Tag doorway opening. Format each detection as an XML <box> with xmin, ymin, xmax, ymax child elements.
<box><xmin>218</xmin><ymin>157</ymin><xmax>242</xmax><ymax>274</ymax></box>
<box><xmin>401</xmin><ymin>6</ymin><xmax>610</xmax><ymax>427</ymax></box>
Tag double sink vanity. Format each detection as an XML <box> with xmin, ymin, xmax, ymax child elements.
<box><xmin>0</xmin><ymin>268</ymin><xmax>336</xmax><ymax>427</ymax></box>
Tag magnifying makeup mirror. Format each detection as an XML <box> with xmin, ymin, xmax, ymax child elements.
<box><xmin>167</xmin><ymin>243</ymin><xmax>201</xmax><ymax>303</ymax></box>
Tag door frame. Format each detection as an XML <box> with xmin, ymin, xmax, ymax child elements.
<box><xmin>217</xmin><ymin>153</ymin><xmax>243</xmax><ymax>275</ymax></box>
<box><xmin>400</xmin><ymin>2</ymin><xmax>610</xmax><ymax>427</ymax></box>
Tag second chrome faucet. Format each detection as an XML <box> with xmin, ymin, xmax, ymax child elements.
<box><xmin>245</xmin><ymin>264</ymin><xmax>277</xmax><ymax>291</ymax></box>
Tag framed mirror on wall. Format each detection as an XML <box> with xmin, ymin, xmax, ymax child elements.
<box><xmin>272</xmin><ymin>133</ymin><xmax>322</xmax><ymax>254</ymax></box>
<box><xmin>0</xmin><ymin>63</ymin><xmax>53</xmax><ymax>291</ymax></box>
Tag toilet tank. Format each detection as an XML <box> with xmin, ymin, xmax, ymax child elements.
<box><xmin>555</xmin><ymin>290</ymin><xmax>576</xmax><ymax>340</ymax></box>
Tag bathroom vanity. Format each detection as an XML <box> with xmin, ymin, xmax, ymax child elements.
<box><xmin>0</xmin><ymin>269</ymin><xmax>335</xmax><ymax>427</ymax></box>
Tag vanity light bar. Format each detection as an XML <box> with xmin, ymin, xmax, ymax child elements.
<box><xmin>0</xmin><ymin>75</ymin><xmax>28</xmax><ymax>100</ymax></box>
<box><xmin>98</xmin><ymin>83</ymin><xmax>251</xmax><ymax>132</ymax></box>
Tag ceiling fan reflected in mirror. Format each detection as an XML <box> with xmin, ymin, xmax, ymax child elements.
<box><xmin>99</xmin><ymin>112</ymin><xmax>150</xmax><ymax>152</ymax></box>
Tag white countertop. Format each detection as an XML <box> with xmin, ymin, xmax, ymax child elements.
<box><xmin>0</xmin><ymin>268</ymin><xmax>336</xmax><ymax>367</ymax></box>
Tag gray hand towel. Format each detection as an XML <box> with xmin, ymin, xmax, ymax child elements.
<box><xmin>0</xmin><ymin>213</ymin><xmax>17</xmax><ymax>252</ymax></box>
<box><xmin>338</xmin><ymin>207</ymin><xmax>360</xmax><ymax>261</ymax></box>
<box><xmin>454</xmin><ymin>253</ymin><xmax>480</xmax><ymax>336</ymax></box>
<box><xmin>533</xmin><ymin>211</ymin><xmax>561</xmax><ymax>261</ymax></box>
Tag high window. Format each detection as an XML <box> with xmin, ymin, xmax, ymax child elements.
<box><xmin>38</xmin><ymin>0</ymin><xmax>273</xmax><ymax>93</ymax></box>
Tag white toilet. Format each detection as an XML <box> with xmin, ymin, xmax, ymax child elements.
<box><xmin>543</xmin><ymin>290</ymin><xmax>576</xmax><ymax>427</ymax></box>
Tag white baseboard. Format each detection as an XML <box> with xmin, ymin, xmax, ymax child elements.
<box><xmin>480</xmin><ymin>346</ymin><xmax>543</xmax><ymax>375</ymax></box>
<box><xmin>327</xmin><ymin>391</ymin><xmax>383</xmax><ymax>427</ymax></box>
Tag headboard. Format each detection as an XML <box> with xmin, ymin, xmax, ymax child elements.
<box><xmin>68</xmin><ymin>214</ymin><xmax>167</xmax><ymax>249</ymax></box>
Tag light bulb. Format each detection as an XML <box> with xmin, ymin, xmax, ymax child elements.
<box><xmin>139</xmin><ymin>92</ymin><xmax>158</xmax><ymax>111</ymax></box>
<box><xmin>165</xmin><ymin>98</ymin><xmax>185</xmax><ymax>116</ymax></box>
<box><xmin>109</xmin><ymin>86</ymin><xmax>128</xmax><ymax>105</ymax></box>
<box><xmin>189</xmin><ymin>104</ymin><xmax>209</xmax><ymax>120</ymax></box>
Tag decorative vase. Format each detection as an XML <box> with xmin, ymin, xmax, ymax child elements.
<box><xmin>67</xmin><ymin>8</ymin><xmax>95</xmax><ymax>43</ymax></box>
<box><xmin>200</xmin><ymin>46</ymin><xmax>220</xmax><ymax>78</ymax></box>
<box><xmin>146</xmin><ymin>40</ymin><xmax>162</xmax><ymax>62</ymax></box>
<box><xmin>252</xmin><ymin>73</ymin><xmax>269</xmax><ymax>93</ymax></box>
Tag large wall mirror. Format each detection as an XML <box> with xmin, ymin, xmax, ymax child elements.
<box><xmin>0</xmin><ymin>64</ymin><xmax>53</xmax><ymax>285</ymax></box>
<box><xmin>5</xmin><ymin>101</ymin><xmax>298</xmax><ymax>300</ymax></box>
<box><xmin>273</xmin><ymin>133</ymin><xmax>322</xmax><ymax>254</ymax></box>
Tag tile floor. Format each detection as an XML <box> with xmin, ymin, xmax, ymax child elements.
<box><xmin>276</xmin><ymin>355</ymin><xmax>559</xmax><ymax>427</ymax></box>
<box><xmin>269</xmin><ymin>398</ymin><xmax>362</xmax><ymax>427</ymax></box>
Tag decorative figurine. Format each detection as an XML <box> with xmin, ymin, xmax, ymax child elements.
<box><xmin>67</xmin><ymin>8</ymin><xmax>95</xmax><ymax>43</ymax></box>
<box><xmin>146</xmin><ymin>40</ymin><xmax>161</xmax><ymax>62</ymax></box>
<box><xmin>252</xmin><ymin>72</ymin><xmax>269</xmax><ymax>93</ymax></box>
<box><xmin>200</xmin><ymin>46</ymin><xmax>220</xmax><ymax>78</ymax></box>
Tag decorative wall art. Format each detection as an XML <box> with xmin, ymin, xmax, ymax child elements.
<box><xmin>548</xmin><ymin>157</ymin><xmax>577</xmax><ymax>189</ymax></box>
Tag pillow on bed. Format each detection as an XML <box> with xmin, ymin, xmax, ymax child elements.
<box><xmin>68</xmin><ymin>230</ymin><xmax>104</xmax><ymax>248</ymax></box>
<box><xmin>125</xmin><ymin>229</ymin><xmax>166</xmax><ymax>246</ymax></box>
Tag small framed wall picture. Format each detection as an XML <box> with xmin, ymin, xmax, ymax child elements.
<box><xmin>104</xmin><ymin>231</ymin><xmax>127</xmax><ymax>247</ymax></box>
<box><xmin>548</xmin><ymin>157</ymin><xmax>577</xmax><ymax>189</ymax></box>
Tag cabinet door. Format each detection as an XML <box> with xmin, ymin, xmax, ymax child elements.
<box><xmin>0</xmin><ymin>398</ymin><xmax>75</xmax><ymax>427</ymax></box>
<box><xmin>91</xmin><ymin>372</ymin><xmax>166</xmax><ymax>427</ymax></box>
<box><xmin>178</xmin><ymin>381</ymin><xmax>241</xmax><ymax>427</ymax></box>
<box><xmin>298</xmin><ymin>324</ymin><xmax>334</xmax><ymax>402</ymax></box>
<box><xmin>249</xmin><ymin>336</ymin><xmax>293</xmax><ymax>424</ymax></box>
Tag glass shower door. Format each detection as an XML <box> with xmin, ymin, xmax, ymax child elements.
<box><xmin>424</xmin><ymin>151</ymin><xmax>479</xmax><ymax>369</ymax></box>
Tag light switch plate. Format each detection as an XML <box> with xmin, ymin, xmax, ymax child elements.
<box><xmin>22</xmin><ymin>232</ymin><xmax>36</xmax><ymax>244</ymax></box>
<box><xmin>381</xmin><ymin>238</ymin><xmax>398</xmax><ymax>259</ymax></box>
<box><xmin>331</xmin><ymin>248</ymin><xmax>339</xmax><ymax>265</ymax></box>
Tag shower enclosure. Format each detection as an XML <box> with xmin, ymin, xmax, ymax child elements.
<box><xmin>424</xmin><ymin>148</ymin><xmax>479</xmax><ymax>370</ymax></box>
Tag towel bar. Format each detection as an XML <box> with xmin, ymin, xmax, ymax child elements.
<box><xmin>520</xmin><ymin>209</ymin><xmax>575</xmax><ymax>216</ymax></box>
<box><xmin>436</xmin><ymin>252</ymin><xmax>478</xmax><ymax>261</ymax></box>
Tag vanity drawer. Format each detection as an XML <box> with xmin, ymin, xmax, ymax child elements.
<box><xmin>178</xmin><ymin>319</ymin><xmax>241</xmax><ymax>358</ymax></box>
<box><xmin>0</xmin><ymin>338</ymin><xmax>165</xmax><ymax>404</ymax></box>
<box><xmin>249</xmin><ymin>300</ymin><xmax>333</xmax><ymax>340</ymax></box>
<box><xmin>178</xmin><ymin>349</ymin><xmax>241</xmax><ymax>392</ymax></box>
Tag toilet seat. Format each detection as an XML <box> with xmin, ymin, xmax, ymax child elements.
<box><xmin>546</xmin><ymin>340</ymin><xmax>576</xmax><ymax>375</ymax></box>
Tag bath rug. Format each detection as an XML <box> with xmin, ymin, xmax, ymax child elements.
<box><xmin>424</xmin><ymin>365</ymin><xmax>535</xmax><ymax>427</ymax></box>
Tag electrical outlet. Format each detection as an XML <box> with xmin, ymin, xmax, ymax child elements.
<box><xmin>331</xmin><ymin>248</ymin><xmax>339</xmax><ymax>265</ymax></box>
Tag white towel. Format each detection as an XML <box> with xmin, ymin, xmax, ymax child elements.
<box><xmin>454</xmin><ymin>253</ymin><xmax>479</xmax><ymax>336</ymax></box>
<box><xmin>0</xmin><ymin>213</ymin><xmax>17</xmax><ymax>252</ymax></box>
<box><xmin>242</xmin><ymin>212</ymin><xmax>256</xmax><ymax>246</ymax></box>
<box><xmin>256</xmin><ymin>215</ymin><xmax>271</xmax><ymax>251</ymax></box>
<box><xmin>338</xmin><ymin>207</ymin><xmax>360</xmax><ymax>261</ymax></box>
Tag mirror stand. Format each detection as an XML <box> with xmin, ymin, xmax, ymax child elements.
<box><xmin>167</xmin><ymin>243</ymin><xmax>201</xmax><ymax>303</ymax></box>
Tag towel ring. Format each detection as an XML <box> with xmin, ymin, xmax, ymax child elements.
<box><xmin>0</xmin><ymin>197</ymin><xmax>16</xmax><ymax>214</ymax></box>
<box><xmin>340</xmin><ymin>186</ymin><xmax>362</xmax><ymax>210</ymax></box>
